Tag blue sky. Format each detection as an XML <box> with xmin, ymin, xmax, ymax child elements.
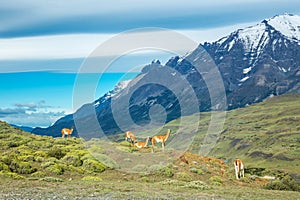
<box><xmin>0</xmin><ymin>0</ymin><xmax>300</xmax><ymax>127</ymax></box>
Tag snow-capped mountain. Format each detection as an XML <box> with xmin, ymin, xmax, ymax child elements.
<box><xmin>201</xmin><ymin>13</ymin><xmax>300</xmax><ymax>108</ymax></box>
<box><xmin>32</xmin><ymin>14</ymin><xmax>300</xmax><ymax>137</ymax></box>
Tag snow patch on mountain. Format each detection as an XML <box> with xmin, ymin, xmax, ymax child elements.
<box><xmin>267</xmin><ymin>14</ymin><xmax>300</xmax><ymax>42</ymax></box>
<box><xmin>237</xmin><ymin>23</ymin><xmax>268</xmax><ymax>53</ymax></box>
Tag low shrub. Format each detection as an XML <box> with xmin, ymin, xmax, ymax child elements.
<box><xmin>9</xmin><ymin>160</ymin><xmax>36</xmax><ymax>174</ymax></box>
<box><xmin>7</xmin><ymin>141</ymin><xmax>21</xmax><ymax>148</ymax></box>
<box><xmin>40</xmin><ymin>176</ymin><xmax>64</xmax><ymax>182</ymax></box>
<box><xmin>81</xmin><ymin>176</ymin><xmax>102</xmax><ymax>181</ymax></box>
<box><xmin>47</xmin><ymin>147</ymin><xmax>66</xmax><ymax>159</ymax></box>
<box><xmin>0</xmin><ymin>162</ymin><xmax>10</xmax><ymax>172</ymax></box>
<box><xmin>160</xmin><ymin>167</ymin><xmax>174</xmax><ymax>178</ymax></box>
<box><xmin>176</xmin><ymin>172</ymin><xmax>192</xmax><ymax>181</ymax></box>
<box><xmin>209</xmin><ymin>175</ymin><xmax>223</xmax><ymax>185</ymax></box>
<box><xmin>30</xmin><ymin>171</ymin><xmax>46</xmax><ymax>178</ymax></box>
<box><xmin>0</xmin><ymin>171</ymin><xmax>25</xmax><ymax>179</ymax></box>
<box><xmin>264</xmin><ymin>175</ymin><xmax>300</xmax><ymax>192</ymax></box>
<box><xmin>45</xmin><ymin>163</ymin><xmax>64</xmax><ymax>175</ymax></box>
<box><xmin>35</xmin><ymin>156</ymin><xmax>45</xmax><ymax>163</ymax></box>
<box><xmin>149</xmin><ymin>165</ymin><xmax>173</xmax><ymax>178</ymax></box>
<box><xmin>119</xmin><ymin>141</ymin><xmax>132</xmax><ymax>147</ymax></box>
<box><xmin>148</xmin><ymin>164</ymin><xmax>163</xmax><ymax>172</ymax></box>
<box><xmin>190</xmin><ymin>167</ymin><xmax>204</xmax><ymax>175</ymax></box>
<box><xmin>82</xmin><ymin>159</ymin><xmax>106</xmax><ymax>173</ymax></box>
<box><xmin>19</xmin><ymin>155</ymin><xmax>35</xmax><ymax>162</ymax></box>
<box><xmin>34</xmin><ymin>151</ymin><xmax>47</xmax><ymax>157</ymax></box>
<box><xmin>93</xmin><ymin>153</ymin><xmax>118</xmax><ymax>169</ymax></box>
<box><xmin>184</xmin><ymin>180</ymin><xmax>210</xmax><ymax>190</ymax></box>
<box><xmin>62</xmin><ymin>154</ymin><xmax>82</xmax><ymax>167</ymax></box>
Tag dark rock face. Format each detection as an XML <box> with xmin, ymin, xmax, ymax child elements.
<box><xmin>32</xmin><ymin>14</ymin><xmax>300</xmax><ymax>137</ymax></box>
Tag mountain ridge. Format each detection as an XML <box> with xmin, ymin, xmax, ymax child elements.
<box><xmin>32</xmin><ymin>13</ymin><xmax>300</xmax><ymax>137</ymax></box>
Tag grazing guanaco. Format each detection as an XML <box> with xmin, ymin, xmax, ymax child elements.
<box><xmin>151</xmin><ymin>129</ymin><xmax>171</xmax><ymax>152</ymax></box>
<box><xmin>125</xmin><ymin>131</ymin><xmax>136</xmax><ymax>144</ymax></box>
<box><xmin>61</xmin><ymin>127</ymin><xmax>73</xmax><ymax>138</ymax></box>
<box><xmin>133</xmin><ymin>137</ymin><xmax>150</xmax><ymax>149</ymax></box>
<box><xmin>234</xmin><ymin>159</ymin><xmax>245</xmax><ymax>179</ymax></box>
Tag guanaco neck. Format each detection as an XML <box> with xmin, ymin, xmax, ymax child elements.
<box><xmin>145</xmin><ymin>137</ymin><xmax>149</xmax><ymax>146</ymax></box>
<box><xmin>164</xmin><ymin>129</ymin><xmax>170</xmax><ymax>141</ymax></box>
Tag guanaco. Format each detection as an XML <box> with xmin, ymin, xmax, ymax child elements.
<box><xmin>134</xmin><ymin>137</ymin><xmax>150</xmax><ymax>149</ymax></box>
<box><xmin>151</xmin><ymin>129</ymin><xmax>171</xmax><ymax>152</ymax></box>
<box><xmin>234</xmin><ymin>159</ymin><xmax>245</xmax><ymax>179</ymax></box>
<box><xmin>125</xmin><ymin>131</ymin><xmax>136</xmax><ymax>144</ymax></box>
<box><xmin>61</xmin><ymin>127</ymin><xmax>74</xmax><ymax>138</ymax></box>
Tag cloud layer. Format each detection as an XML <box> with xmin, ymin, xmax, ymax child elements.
<box><xmin>0</xmin><ymin>100</ymin><xmax>68</xmax><ymax>127</ymax></box>
<box><xmin>1</xmin><ymin>0</ymin><xmax>300</xmax><ymax>38</ymax></box>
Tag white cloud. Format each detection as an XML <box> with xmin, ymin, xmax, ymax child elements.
<box><xmin>0</xmin><ymin>100</ymin><xmax>72</xmax><ymax>127</ymax></box>
<box><xmin>0</xmin><ymin>34</ymin><xmax>112</xmax><ymax>60</ymax></box>
<box><xmin>0</xmin><ymin>22</ymin><xmax>254</xmax><ymax>61</ymax></box>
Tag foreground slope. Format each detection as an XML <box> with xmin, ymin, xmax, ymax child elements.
<box><xmin>1</xmin><ymin>102</ymin><xmax>300</xmax><ymax>199</ymax></box>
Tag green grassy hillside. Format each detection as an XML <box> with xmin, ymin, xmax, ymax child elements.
<box><xmin>156</xmin><ymin>94</ymin><xmax>300</xmax><ymax>176</ymax></box>
<box><xmin>0</xmin><ymin>94</ymin><xmax>300</xmax><ymax>199</ymax></box>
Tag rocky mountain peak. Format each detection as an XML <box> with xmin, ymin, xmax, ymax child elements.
<box><xmin>32</xmin><ymin>14</ymin><xmax>300</xmax><ymax>137</ymax></box>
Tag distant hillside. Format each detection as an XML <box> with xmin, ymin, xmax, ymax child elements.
<box><xmin>160</xmin><ymin>94</ymin><xmax>300</xmax><ymax>175</ymax></box>
<box><xmin>10</xmin><ymin>124</ymin><xmax>34</xmax><ymax>133</ymax></box>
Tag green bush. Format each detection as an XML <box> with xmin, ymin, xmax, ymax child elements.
<box><xmin>35</xmin><ymin>156</ymin><xmax>45</xmax><ymax>163</ymax></box>
<box><xmin>184</xmin><ymin>180</ymin><xmax>210</xmax><ymax>190</ymax></box>
<box><xmin>30</xmin><ymin>171</ymin><xmax>46</xmax><ymax>178</ymax></box>
<box><xmin>264</xmin><ymin>175</ymin><xmax>300</xmax><ymax>192</ymax></box>
<box><xmin>40</xmin><ymin>176</ymin><xmax>64</xmax><ymax>182</ymax></box>
<box><xmin>41</xmin><ymin>160</ymin><xmax>56</xmax><ymax>169</ymax></box>
<box><xmin>34</xmin><ymin>151</ymin><xmax>47</xmax><ymax>157</ymax></box>
<box><xmin>0</xmin><ymin>162</ymin><xmax>10</xmax><ymax>172</ymax></box>
<box><xmin>176</xmin><ymin>172</ymin><xmax>192</xmax><ymax>181</ymax></box>
<box><xmin>65</xmin><ymin>165</ymin><xmax>87</xmax><ymax>174</ymax></box>
<box><xmin>190</xmin><ymin>167</ymin><xmax>204</xmax><ymax>175</ymax></box>
<box><xmin>19</xmin><ymin>155</ymin><xmax>35</xmax><ymax>162</ymax></box>
<box><xmin>0</xmin><ymin>155</ymin><xmax>16</xmax><ymax>165</ymax></box>
<box><xmin>93</xmin><ymin>153</ymin><xmax>118</xmax><ymax>169</ymax></box>
<box><xmin>119</xmin><ymin>141</ymin><xmax>132</xmax><ymax>147</ymax></box>
<box><xmin>62</xmin><ymin>154</ymin><xmax>82</xmax><ymax>167</ymax></box>
<box><xmin>7</xmin><ymin>141</ymin><xmax>21</xmax><ymax>148</ymax></box>
<box><xmin>209</xmin><ymin>175</ymin><xmax>223</xmax><ymax>185</ymax></box>
<box><xmin>82</xmin><ymin>159</ymin><xmax>106</xmax><ymax>173</ymax></box>
<box><xmin>160</xmin><ymin>167</ymin><xmax>174</xmax><ymax>178</ymax></box>
<box><xmin>9</xmin><ymin>160</ymin><xmax>36</xmax><ymax>174</ymax></box>
<box><xmin>47</xmin><ymin>147</ymin><xmax>66</xmax><ymax>159</ymax></box>
<box><xmin>45</xmin><ymin>163</ymin><xmax>64</xmax><ymax>175</ymax></box>
<box><xmin>0</xmin><ymin>171</ymin><xmax>25</xmax><ymax>179</ymax></box>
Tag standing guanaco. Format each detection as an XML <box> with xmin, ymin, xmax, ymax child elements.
<box><xmin>151</xmin><ymin>129</ymin><xmax>171</xmax><ymax>152</ymax></box>
<box><xmin>234</xmin><ymin>159</ymin><xmax>245</xmax><ymax>179</ymax></box>
<box><xmin>61</xmin><ymin>127</ymin><xmax>74</xmax><ymax>138</ymax></box>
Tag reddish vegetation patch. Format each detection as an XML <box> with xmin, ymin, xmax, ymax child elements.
<box><xmin>173</xmin><ymin>151</ymin><xmax>228</xmax><ymax>178</ymax></box>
